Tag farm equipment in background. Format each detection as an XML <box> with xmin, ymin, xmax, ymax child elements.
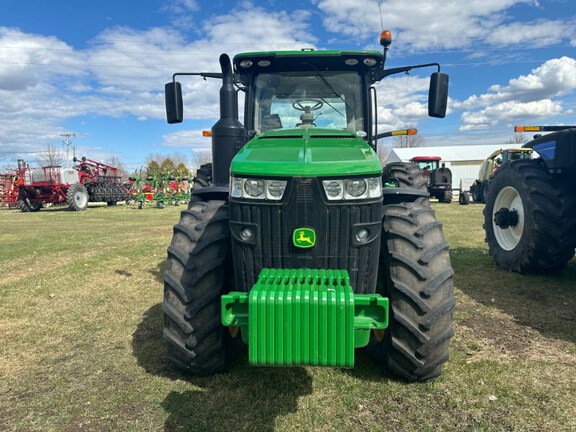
<box><xmin>16</xmin><ymin>159</ymin><xmax>88</xmax><ymax>211</ymax></box>
<box><xmin>15</xmin><ymin>156</ymin><xmax>130</xmax><ymax>211</ymax></box>
<box><xmin>128</xmin><ymin>170</ymin><xmax>153</xmax><ymax>209</ymax></box>
<box><xmin>128</xmin><ymin>170</ymin><xmax>191</xmax><ymax>209</ymax></box>
<box><xmin>470</xmin><ymin>147</ymin><xmax>533</xmax><ymax>203</ymax></box>
<box><xmin>409</xmin><ymin>156</ymin><xmax>453</xmax><ymax>203</ymax></box>
<box><xmin>73</xmin><ymin>157</ymin><xmax>130</xmax><ymax>206</ymax></box>
<box><xmin>170</xmin><ymin>174</ymin><xmax>191</xmax><ymax>205</ymax></box>
<box><xmin>162</xmin><ymin>30</ymin><xmax>454</xmax><ymax>381</ymax></box>
<box><xmin>484</xmin><ymin>125</ymin><xmax>576</xmax><ymax>274</ymax></box>
<box><xmin>0</xmin><ymin>171</ymin><xmax>20</xmax><ymax>208</ymax></box>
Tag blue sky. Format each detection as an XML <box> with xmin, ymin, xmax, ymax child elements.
<box><xmin>1</xmin><ymin>0</ymin><xmax>576</xmax><ymax>171</ymax></box>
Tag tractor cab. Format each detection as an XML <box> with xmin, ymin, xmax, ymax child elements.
<box><xmin>234</xmin><ymin>50</ymin><xmax>377</xmax><ymax>137</ymax></box>
<box><xmin>410</xmin><ymin>156</ymin><xmax>453</xmax><ymax>203</ymax></box>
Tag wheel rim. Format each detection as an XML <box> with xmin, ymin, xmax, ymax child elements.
<box><xmin>492</xmin><ymin>186</ymin><xmax>524</xmax><ymax>251</ymax></box>
<box><xmin>75</xmin><ymin>191</ymin><xmax>88</xmax><ymax>208</ymax></box>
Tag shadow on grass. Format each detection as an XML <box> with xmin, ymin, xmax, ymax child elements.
<box><xmin>148</xmin><ymin>259</ymin><xmax>166</xmax><ymax>284</ymax></box>
<box><xmin>132</xmin><ymin>303</ymin><xmax>313</xmax><ymax>432</ymax></box>
<box><xmin>451</xmin><ymin>247</ymin><xmax>576</xmax><ymax>343</ymax></box>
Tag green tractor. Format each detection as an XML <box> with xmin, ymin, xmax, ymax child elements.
<box><xmin>162</xmin><ymin>31</ymin><xmax>454</xmax><ymax>381</ymax></box>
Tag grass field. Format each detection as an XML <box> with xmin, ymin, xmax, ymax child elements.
<box><xmin>0</xmin><ymin>201</ymin><xmax>575</xmax><ymax>432</ymax></box>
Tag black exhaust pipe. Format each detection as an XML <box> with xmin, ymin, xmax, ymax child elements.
<box><xmin>211</xmin><ymin>53</ymin><xmax>246</xmax><ymax>187</ymax></box>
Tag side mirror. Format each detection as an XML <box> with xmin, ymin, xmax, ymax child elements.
<box><xmin>165</xmin><ymin>81</ymin><xmax>183</xmax><ymax>124</ymax></box>
<box><xmin>428</xmin><ymin>72</ymin><xmax>449</xmax><ymax>118</ymax></box>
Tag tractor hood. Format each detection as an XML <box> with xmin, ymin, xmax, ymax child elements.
<box><xmin>230</xmin><ymin>128</ymin><xmax>382</xmax><ymax>177</ymax></box>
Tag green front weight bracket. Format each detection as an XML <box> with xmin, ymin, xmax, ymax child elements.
<box><xmin>221</xmin><ymin>268</ymin><xmax>389</xmax><ymax>368</ymax></box>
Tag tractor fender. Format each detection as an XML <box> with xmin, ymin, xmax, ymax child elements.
<box><xmin>383</xmin><ymin>187</ymin><xmax>429</xmax><ymax>205</ymax></box>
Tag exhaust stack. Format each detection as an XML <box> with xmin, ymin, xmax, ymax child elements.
<box><xmin>211</xmin><ymin>54</ymin><xmax>246</xmax><ymax>187</ymax></box>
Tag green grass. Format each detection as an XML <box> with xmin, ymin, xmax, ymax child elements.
<box><xmin>0</xmin><ymin>202</ymin><xmax>575</xmax><ymax>432</ymax></box>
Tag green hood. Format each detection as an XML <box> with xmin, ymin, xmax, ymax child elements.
<box><xmin>230</xmin><ymin>128</ymin><xmax>382</xmax><ymax>177</ymax></box>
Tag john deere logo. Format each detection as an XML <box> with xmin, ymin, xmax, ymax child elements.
<box><xmin>293</xmin><ymin>228</ymin><xmax>316</xmax><ymax>248</ymax></box>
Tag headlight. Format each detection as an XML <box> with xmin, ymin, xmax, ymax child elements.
<box><xmin>324</xmin><ymin>181</ymin><xmax>343</xmax><ymax>199</ymax></box>
<box><xmin>323</xmin><ymin>177</ymin><xmax>382</xmax><ymax>201</ymax></box>
<box><xmin>345</xmin><ymin>179</ymin><xmax>367</xmax><ymax>197</ymax></box>
<box><xmin>230</xmin><ymin>177</ymin><xmax>287</xmax><ymax>200</ymax></box>
<box><xmin>244</xmin><ymin>179</ymin><xmax>265</xmax><ymax>198</ymax></box>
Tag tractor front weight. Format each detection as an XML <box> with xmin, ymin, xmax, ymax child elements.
<box><xmin>221</xmin><ymin>268</ymin><xmax>389</xmax><ymax>368</ymax></box>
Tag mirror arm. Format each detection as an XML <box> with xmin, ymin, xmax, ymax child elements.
<box><xmin>372</xmin><ymin>63</ymin><xmax>441</xmax><ymax>83</ymax></box>
<box><xmin>172</xmin><ymin>72</ymin><xmax>223</xmax><ymax>82</ymax></box>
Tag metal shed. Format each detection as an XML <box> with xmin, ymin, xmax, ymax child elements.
<box><xmin>386</xmin><ymin>144</ymin><xmax>524</xmax><ymax>192</ymax></box>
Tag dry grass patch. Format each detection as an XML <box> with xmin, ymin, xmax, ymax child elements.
<box><xmin>0</xmin><ymin>202</ymin><xmax>575</xmax><ymax>432</ymax></box>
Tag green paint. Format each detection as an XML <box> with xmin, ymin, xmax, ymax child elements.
<box><xmin>221</xmin><ymin>268</ymin><xmax>389</xmax><ymax>367</ymax></box>
<box><xmin>230</xmin><ymin>128</ymin><xmax>382</xmax><ymax>177</ymax></box>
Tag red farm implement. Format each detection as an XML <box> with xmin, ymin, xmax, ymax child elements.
<box><xmin>15</xmin><ymin>157</ymin><xmax>130</xmax><ymax>212</ymax></box>
<box><xmin>0</xmin><ymin>171</ymin><xmax>20</xmax><ymax>208</ymax></box>
<box><xmin>73</xmin><ymin>157</ymin><xmax>130</xmax><ymax>206</ymax></box>
<box><xmin>16</xmin><ymin>159</ymin><xmax>88</xmax><ymax>211</ymax></box>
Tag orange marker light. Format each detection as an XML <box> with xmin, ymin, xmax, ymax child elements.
<box><xmin>380</xmin><ymin>30</ymin><xmax>392</xmax><ymax>47</ymax></box>
<box><xmin>202</xmin><ymin>131</ymin><xmax>212</xmax><ymax>137</ymax></box>
<box><xmin>390</xmin><ymin>129</ymin><xmax>417</xmax><ymax>136</ymax></box>
<box><xmin>515</xmin><ymin>126</ymin><xmax>541</xmax><ymax>132</ymax></box>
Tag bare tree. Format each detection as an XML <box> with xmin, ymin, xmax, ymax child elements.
<box><xmin>505</xmin><ymin>132</ymin><xmax>529</xmax><ymax>145</ymax></box>
<box><xmin>393</xmin><ymin>134</ymin><xmax>425</xmax><ymax>148</ymax></box>
<box><xmin>377</xmin><ymin>143</ymin><xmax>393</xmax><ymax>165</ymax></box>
<box><xmin>170</xmin><ymin>151</ymin><xmax>189</xmax><ymax>167</ymax></box>
<box><xmin>190</xmin><ymin>150</ymin><xmax>212</xmax><ymax>172</ymax></box>
<box><xmin>105</xmin><ymin>156</ymin><xmax>127</xmax><ymax>179</ymax></box>
<box><xmin>37</xmin><ymin>144</ymin><xmax>65</xmax><ymax>167</ymax></box>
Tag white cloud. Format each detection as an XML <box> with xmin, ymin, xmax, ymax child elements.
<box><xmin>314</xmin><ymin>0</ymin><xmax>574</xmax><ymax>51</ymax></box>
<box><xmin>0</xmin><ymin>5</ymin><xmax>319</xmax><ymax>163</ymax></box>
<box><xmin>460</xmin><ymin>99</ymin><xmax>566</xmax><ymax>131</ymax></box>
<box><xmin>459</xmin><ymin>57</ymin><xmax>576</xmax><ymax>130</ymax></box>
<box><xmin>162</xmin><ymin>129</ymin><xmax>211</xmax><ymax>149</ymax></box>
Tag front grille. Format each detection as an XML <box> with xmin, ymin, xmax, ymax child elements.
<box><xmin>229</xmin><ymin>178</ymin><xmax>383</xmax><ymax>294</ymax></box>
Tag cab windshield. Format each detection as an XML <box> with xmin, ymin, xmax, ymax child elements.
<box><xmin>252</xmin><ymin>71</ymin><xmax>365</xmax><ymax>134</ymax></box>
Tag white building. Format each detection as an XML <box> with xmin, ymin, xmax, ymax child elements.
<box><xmin>385</xmin><ymin>144</ymin><xmax>525</xmax><ymax>192</ymax></box>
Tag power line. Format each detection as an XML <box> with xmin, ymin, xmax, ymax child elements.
<box><xmin>59</xmin><ymin>132</ymin><xmax>75</xmax><ymax>168</ymax></box>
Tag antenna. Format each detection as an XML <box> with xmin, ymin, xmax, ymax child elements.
<box><xmin>376</xmin><ymin>0</ymin><xmax>384</xmax><ymax>32</ymax></box>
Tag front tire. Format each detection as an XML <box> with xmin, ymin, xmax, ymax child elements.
<box><xmin>18</xmin><ymin>197</ymin><xmax>42</xmax><ymax>212</ymax></box>
<box><xmin>67</xmin><ymin>184</ymin><xmax>89</xmax><ymax>211</ymax></box>
<box><xmin>162</xmin><ymin>200</ymin><xmax>242</xmax><ymax>375</ymax></box>
<box><xmin>484</xmin><ymin>160</ymin><xmax>576</xmax><ymax>274</ymax></box>
<box><xmin>459</xmin><ymin>192</ymin><xmax>470</xmax><ymax>205</ymax></box>
<box><xmin>367</xmin><ymin>197</ymin><xmax>455</xmax><ymax>381</ymax></box>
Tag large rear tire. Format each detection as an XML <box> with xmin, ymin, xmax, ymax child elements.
<box><xmin>189</xmin><ymin>163</ymin><xmax>213</xmax><ymax>206</ymax></box>
<box><xmin>440</xmin><ymin>190</ymin><xmax>453</xmax><ymax>203</ymax></box>
<box><xmin>484</xmin><ymin>160</ymin><xmax>576</xmax><ymax>274</ymax></box>
<box><xmin>162</xmin><ymin>200</ymin><xmax>243</xmax><ymax>375</ymax></box>
<box><xmin>383</xmin><ymin>162</ymin><xmax>427</xmax><ymax>191</ymax></box>
<box><xmin>367</xmin><ymin>197</ymin><xmax>454</xmax><ymax>381</ymax></box>
<box><xmin>67</xmin><ymin>184</ymin><xmax>89</xmax><ymax>211</ymax></box>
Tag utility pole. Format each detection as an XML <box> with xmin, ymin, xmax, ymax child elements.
<box><xmin>60</xmin><ymin>132</ymin><xmax>76</xmax><ymax>168</ymax></box>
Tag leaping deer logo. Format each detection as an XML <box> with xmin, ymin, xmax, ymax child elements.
<box><xmin>297</xmin><ymin>231</ymin><xmax>313</xmax><ymax>245</ymax></box>
<box><xmin>293</xmin><ymin>228</ymin><xmax>316</xmax><ymax>248</ymax></box>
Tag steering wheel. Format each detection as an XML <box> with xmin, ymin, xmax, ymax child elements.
<box><xmin>292</xmin><ymin>99</ymin><xmax>323</xmax><ymax>112</ymax></box>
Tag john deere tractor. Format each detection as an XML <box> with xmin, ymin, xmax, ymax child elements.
<box><xmin>484</xmin><ymin>125</ymin><xmax>576</xmax><ymax>274</ymax></box>
<box><xmin>162</xmin><ymin>31</ymin><xmax>454</xmax><ymax>381</ymax></box>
